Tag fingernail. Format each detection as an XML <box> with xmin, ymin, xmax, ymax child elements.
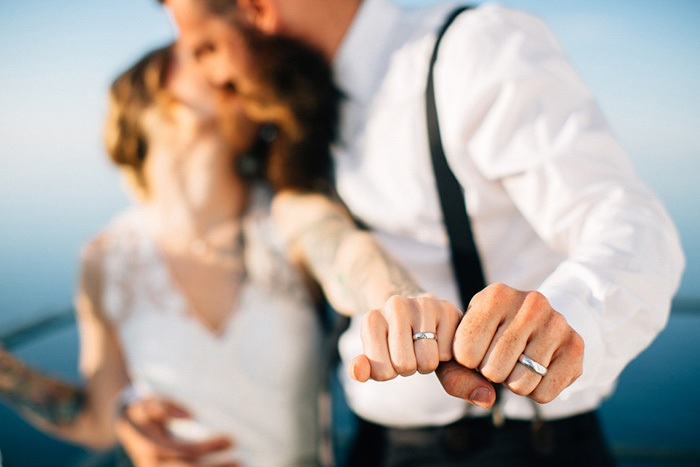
<box><xmin>469</xmin><ymin>387</ymin><xmax>492</xmax><ymax>408</ymax></box>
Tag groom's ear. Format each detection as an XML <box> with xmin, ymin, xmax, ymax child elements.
<box><xmin>236</xmin><ymin>0</ymin><xmax>282</xmax><ymax>34</ymax></box>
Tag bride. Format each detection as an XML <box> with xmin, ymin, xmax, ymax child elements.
<box><xmin>0</xmin><ymin>36</ymin><xmax>459</xmax><ymax>465</ymax></box>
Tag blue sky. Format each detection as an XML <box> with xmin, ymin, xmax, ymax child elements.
<box><xmin>1</xmin><ymin>0</ymin><xmax>699</xmax><ymax>327</ymax></box>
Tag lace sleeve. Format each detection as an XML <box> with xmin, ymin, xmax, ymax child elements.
<box><xmin>79</xmin><ymin>211</ymin><xmax>142</xmax><ymax>326</ymax></box>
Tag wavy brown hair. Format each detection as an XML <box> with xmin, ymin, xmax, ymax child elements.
<box><xmin>229</xmin><ymin>28</ymin><xmax>340</xmax><ymax>194</ymax></box>
<box><xmin>156</xmin><ymin>0</ymin><xmax>340</xmax><ymax>194</ymax></box>
<box><xmin>103</xmin><ymin>44</ymin><xmax>173</xmax><ymax>197</ymax></box>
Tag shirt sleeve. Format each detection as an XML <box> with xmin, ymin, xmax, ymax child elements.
<box><xmin>434</xmin><ymin>5</ymin><xmax>685</xmax><ymax>399</ymax></box>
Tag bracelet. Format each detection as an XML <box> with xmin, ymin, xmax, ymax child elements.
<box><xmin>115</xmin><ymin>385</ymin><xmax>141</xmax><ymax>419</ymax></box>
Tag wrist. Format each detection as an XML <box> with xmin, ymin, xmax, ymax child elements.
<box><xmin>0</xmin><ymin>350</ymin><xmax>26</xmax><ymax>393</ymax></box>
<box><xmin>386</xmin><ymin>286</ymin><xmax>427</xmax><ymax>300</ymax></box>
<box><xmin>115</xmin><ymin>385</ymin><xmax>140</xmax><ymax>420</ymax></box>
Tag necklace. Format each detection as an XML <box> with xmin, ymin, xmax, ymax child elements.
<box><xmin>187</xmin><ymin>221</ymin><xmax>246</xmax><ymax>263</ymax></box>
<box><xmin>189</xmin><ymin>233</ymin><xmax>244</xmax><ymax>258</ymax></box>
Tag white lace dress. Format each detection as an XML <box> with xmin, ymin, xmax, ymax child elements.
<box><xmin>93</xmin><ymin>188</ymin><xmax>322</xmax><ymax>466</ymax></box>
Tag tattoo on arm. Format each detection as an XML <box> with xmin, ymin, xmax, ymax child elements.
<box><xmin>344</xmin><ymin>244</ymin><xmax>425</xmax><ymax>309</ymax></box>
<box><xmin>0</xmin><ymin>350</ymin><xmax>85</xmax><ymax>427</ymax></box>
<box><xmin>287</xmin><ymin>204</ymin><xmax>424</xmax><ymax>313</ymax></box>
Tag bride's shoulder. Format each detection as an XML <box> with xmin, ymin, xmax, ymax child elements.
<box><xmin>80</xmin><ymin>207</ymin><xmax>144</xmax><ymax>263</ymax></box>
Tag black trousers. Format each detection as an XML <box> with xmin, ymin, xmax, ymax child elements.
<box><xmin>346</xmin><ymin>411</ymin><xmax>615</xmax><ymax>467</ymax></box>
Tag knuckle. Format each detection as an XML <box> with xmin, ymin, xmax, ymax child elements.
<box><xmin>386</xmin><ymin>294</ymin><xmax>406</xmax><ymax>309</ymax></box>
<box><xmin>438</xmin><ymin>344</ymin><xmax>453</xmax><ymax>362</ymax></box>
<box><xmin>415</xmin><ymin>296</ymin><xmax>433</xmax><ymax>307</ymax></box>
<box><xmin>520</xmin><ymin>291</ymin><xmax>548</xmax><ymax>317</ymax></box>
<box><xmin>416</xmin><ymin>355</ymin><xmax>440</xmax><ymax>374</ymax></box>
<box><xmin>531</xmin><ymin>389</ymin><xmax>556</xmax><ymax>404</ymax></box>
<box><xmin>361</xmin><ymin>310</ymin><xmax>385</xmax><ymax>333</ymax></box>
<box><xmin>568</xmin><ymin>331</ymin><xmax>585</xmax><ymax>356</ymax></box>
<box><xmin>442</xmin><ymin>302</ymin><xmax>463</xmax><ymax>323</ymax></box>
<box><xmin>571</xmin><ymin>366</ymin><xmax>583</xmax><ymax>384</ymax></box>
<box><xmin>480</xmin><ymin>364</ymin><xmax>507</xmax><ymax>384</ymax></box>
<box><xmin>525</xmin><ymin>290</ymin><xmax>548</xmax><ymax>307</ymax></box>
<box><xmin>470</xmin><ymin>286</ymin><xmax>486</xmax><ymax>301</ymax></box>
<box><xmin>371</xmin><ymin>367</ymin><xmax>398</xmax><ymax>382</ymax></box>
<box><xmin>546</xmin><ymin>311</ymin><xmax>568</xmax><ymax>332</ymax></box>
<box><xmin>505</xmin><ymin>379</ymin><xmax>536</xmax><ymax>397</ymax></box>
<box><xmin>486</xmin><ymin>282</ymin><xmax>509</xmax><ymax>299</ymax></box>
<box><xmin>393</xmin><ymin>358</ymin><xmax>417</xmax><ymax>377</ymax></box>
<box><xmin>453</xmin><ymin>344</ymin><xmax>478</xmax><ymax>369</ymax></box>
<box><xmin>469</xmin><ymin>284</ymin><xmax>497</xmax><ymax>308</ymax></box>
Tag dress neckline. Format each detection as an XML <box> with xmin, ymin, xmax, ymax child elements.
<box><xmin>136</xmin><ymin>207</ymin><xmax>246</xmax><ymax>340</ymax></box>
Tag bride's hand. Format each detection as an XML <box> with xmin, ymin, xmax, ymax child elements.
<box><xmin>117</xmin><ymin>396</ymin><xmax>236</xmax><ymax>467</ymax></box>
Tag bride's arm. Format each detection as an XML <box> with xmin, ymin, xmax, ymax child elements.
<box><xmin>0</xmin><ymin>347</ymin><xmax>85</xmax><ymax>427</ymax></box>
<box><xmin>0</xmin><ymin>239</ymin><xmax>130</xmax><ymax>449</ymax></box>
<box><xmin>272</xmin><ymin>191</ymin><xmax>427</xmax><ymax>316</ymax></box>
<box><xmin>272</xmin><ymin>191</ymin><xmax>495</xmax><ymax>403</ymax></box>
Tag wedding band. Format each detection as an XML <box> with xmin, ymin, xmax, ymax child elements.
<box><xmin>412</xmin><ymin>332</ymin><xmax>437</xmax><ymax>341</ymax></box>
<box><xmin>518</xmin><ymin>354</ymin><xmax>548</xmax><ymax>376</ymax></box>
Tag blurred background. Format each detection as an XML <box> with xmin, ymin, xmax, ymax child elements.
<box><xmin>0</xmin><ymin>0</ymin><xmax>698</xmax><ymax>465</ymax></box>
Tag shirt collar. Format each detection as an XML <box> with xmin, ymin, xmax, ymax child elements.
<box><xmin>333</xmin><ymin>0</ymin><xmax>402</xmax><ymax>104</ymax></box>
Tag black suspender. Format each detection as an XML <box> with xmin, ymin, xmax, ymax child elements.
<box><xmin>426</xmin><ymin>5</ymin><xmax>486</xmax><ymax>309</ymax></box>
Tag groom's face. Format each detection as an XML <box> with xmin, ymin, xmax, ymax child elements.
<box><xmin>164</xmin><ymin>0</ymin><xmax>340</xmax><ymax>195</ymax></box>
<box><xmin>165</xmin><ymin>0</ymin><xmax>256</xmax><ymax>96</ymax></box>
<box><xmin>164</xmin><ymin>0</ymin><xmax>338</xmax><ymax>138</ymax></box>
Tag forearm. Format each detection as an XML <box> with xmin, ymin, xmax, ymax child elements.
<box><xmin>273</xmin><ymin>192</ymin><xmax>425</xmax><ymax>315</ymax></box>
<box><xmin>321</xmin><ymin>228</ymin><xmax>426</xmax><ymax>314</ymax></box>
<box><xmin>0</xmin><ymin>348</ymin><xmax>118</xmax><ymax>448</ymax></box>
<box><xmin>0</xmin><ymin>348</ymin><xmax>85</xmax><ymax>427</ymax></box>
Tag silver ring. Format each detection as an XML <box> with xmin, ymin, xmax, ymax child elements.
<box><xmin>518</xmin><ymin>354</ymin><xmax>548</xmax><ymax>376</ymax></box>
<box><xmin>412</xmin><ymin>332</ymin><xmax>437</xmax><ymax>341</ymax></box>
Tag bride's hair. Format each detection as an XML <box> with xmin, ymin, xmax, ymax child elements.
<box><xmin>103</xmin><ymin>44</ymin><xmax>173</xmax><ymax>198</ymax></box>
<box><xmin>104</xmin><ymin>29</ymin><xmax>340</xmax><ymax>196</ymax></box>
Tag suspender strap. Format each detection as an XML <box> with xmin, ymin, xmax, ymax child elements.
<box><xmin>426</xmin><ymin>5</ymin><xmax>486</xmax><ymax>310</ymax></box>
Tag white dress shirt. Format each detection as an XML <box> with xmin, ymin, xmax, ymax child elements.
<box><xmin>333</xmin><ymin>0</ymin><xmax>685</xmax><ymax>426</ymax></box>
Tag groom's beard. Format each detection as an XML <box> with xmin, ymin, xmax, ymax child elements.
<box><xmin>219</xmin><ymin>27</ymin><xmax>341</xmax><ymax>193</ymax></box>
